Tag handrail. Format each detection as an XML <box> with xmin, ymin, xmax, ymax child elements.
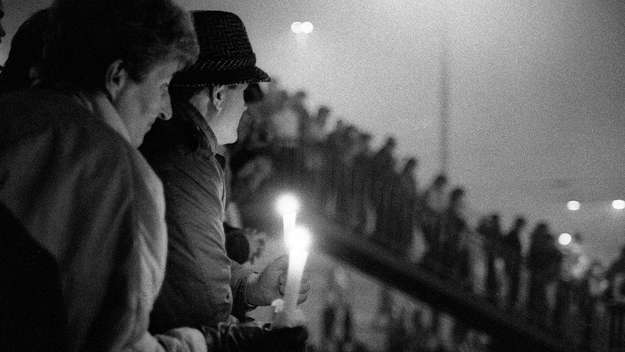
<box><xmin>300</xmin><ymin>209</ymin><xmax>571</xmax><ymax>352</ymax></box>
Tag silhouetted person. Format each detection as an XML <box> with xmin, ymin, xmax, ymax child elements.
<box><xmin>336</xmin><ymin>126</ymin><xmax>361</xmax><ymax>226</ymax></box>
<box><xmin>302</xmin><ymin>105</ymin><xmax>330</xmax><ymax>201</ymax></box>
<box><xmin>291</xmin><ymin>90</ymin><xmax>310</xmax><ymax>145</ymax></box>
<box><xmin>420</xmin><ymin>174</ymin><xmax>448</xmax><ymax>272</ymax></box>
<box><xmin>527</xmin><ymin>223</ymin><xmax>562</xmax><ymax>327</ymax></box>
<box><xmin>487</xmin><ymin>214</ymin><xmax>502</xmax><ymax>303</ymax></box>
<box><xmin>371</xmin><ymin>137</ymin><xmax>397</xmax><ymax>207</ymax></box>
<box><xmin>352</xmin><ymin>133</ymin><xmax>374</xmax><ymax>234</ymax></box>
<box><xmin>269</xmin><ymin>90</ymin><xmax>299</xmax><ymax>179</ymax></box>
<box><xmin>397</xmin><ymin>158</ymin><xmax>419</xmax><ymax>255</ymax></box>
<box><xmin>476</xmin><ymin>214</ymin><xmax>502</xmax><ymax>304</ymax></box>
<box><xmin>553</xmin><ymin>232</ymin><xmax>588</xmax><ymax>334</ymax></box>
<box><xmin>578</xmin><ymin>261</ymin><xmax>608</xmax><ymax>350</ymax></box>
<box><xmin>441</xmin><ymin>187</ymin><xmax>469</xmax><ymax>282</ymax></box>
<box><xmin>321</xmin><ymin>120</ymin><xmax>347</xmax><ymax>208</ymax></box>
<box><xmin>306</xmin><ymin>105</ymin><xmax>330</xmax><ymax>144</ymax></box>
<box><xmin>373</xmin><ymin>169</ymin><xmax>404</xmax><ymax>253</ymax></box>
<box><xmin>503</xmin><ymin>216</ymin><xmax>526</xmax><ymax>309</ymax></box>
<box><xmin>606</xmin><ymin>245</ymin><xmax>625</xmax><ymax>301</ymax></box>
<box><xmin>371</xmin><ymin>137</ymin><xmax>399</xmax><ymax>250</ymax></box>
<box><xmin>423</xmin><ymin>174</ymin><xmax>448</xmax><ymax>215</ymax></box>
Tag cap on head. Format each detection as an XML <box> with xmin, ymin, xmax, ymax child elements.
<box><xmin>172</xmin><ymin>11</ymin><xmax>270</xmax><ymax>87</ymax></box>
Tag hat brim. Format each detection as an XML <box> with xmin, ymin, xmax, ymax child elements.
<box><xmin>171</xmin><ymin>66</ymin><xmax>271</xmax><ymax>87</ymax></box>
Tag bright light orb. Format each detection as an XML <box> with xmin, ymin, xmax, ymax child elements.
<box><xmin>612</xmin><ymin>199</ymin><xmax>625</xmax><ymax>210</ymax></box>
<box><xmin>291</xmin><ymin>21</ymin><xmax>313</xmax><ymax>34</ymax></box>
<box><xmin>276</xmin><ymin>193</ymin><xmax>300</xmax><ymax>216</ymax></box>
<box><xmin>613</xmin><ymin>199</ymin><xmax>625</xmax><ymax>210</ymax></box>
<box><xmin>291</xmin><ymin>22</ymin><xmax>302</xmax><ymax>34</ymax></box>
<box><xmin>301</xmin><ymin>21</ymin><xmax>314</xmax><ymax>34</ymax></box>
<box><xmin>285</xmin><ymin>226</ymin><xmax>312</xmax><ymax>252</ymax></box>
<box><xmin>558</xmin><ymin>233</ymin><xmax>572</xmax><ymax>246</ymax></box>
<box><xmin>567</xmin><ymin>200</ymin><xmax>581</xmax><ymax>211</ymax></box>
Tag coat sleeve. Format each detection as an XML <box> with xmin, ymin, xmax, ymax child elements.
<box><xmin>103</xmin><ymin>149</ymin><xmax>215</xmax><ymax>352</ymax></box>
<box><xmin>230</xmin><ymin>261</ymin><xmax>256</xmax><ymax>320</ymax></box>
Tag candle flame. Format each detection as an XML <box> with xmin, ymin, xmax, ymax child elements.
<box><xmin>276</xmin><ymin>193</ymin><xmax>300</xmax><ymax>216</ymax></box>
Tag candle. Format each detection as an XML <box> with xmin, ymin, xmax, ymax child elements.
<box><xmin>274</xmin><ymin>194</ymin><xmax>306</xmax><ymax>326</ymax></box>
<box><xmin>276</xmin><ymin>193</ymin><xmax>299</xmax><ymax>236</ymax></box>
<box><xmin>280</xmin><ymin>226</ymin><xmax>311</xmax><ymax>324</ymax></box>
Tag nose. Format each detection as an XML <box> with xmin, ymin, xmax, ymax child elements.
<box><xmin>158</xmin><ymin>93</ymin><xmax>173</xmax><ymax>120</ymax></box>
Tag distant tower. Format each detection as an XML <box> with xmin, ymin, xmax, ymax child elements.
<box><xmin>439</xmin><ymin>2</ymin><xmax>451</xmax><ymax>176</ymax></box>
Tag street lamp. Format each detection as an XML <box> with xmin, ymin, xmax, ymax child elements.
<box><xmin>567</xmin><ymin>200</ymin><xmax>581</xmax><ymax>211</ymax></box>
<box><xmin>291</xmin><ymin>21</ymin><xmax>314</xmax><ymax>34</ymax></box>
<box><xmin>558</xmin><ymin>233</ymin><xmax>572</xmax><ymax>246</ymax></box>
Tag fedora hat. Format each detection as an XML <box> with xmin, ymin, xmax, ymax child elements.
<box><xmin>171</xmin><ymin>11</ymin><xmax>270</xmax><ymax>87</ymax></box>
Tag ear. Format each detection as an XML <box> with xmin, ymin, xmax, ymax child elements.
<box><xmin>104</xmin><ymin>60</ymin><xmax>129</xmax><ymax>102</ymax></box>
<box><xmin>211</xmin><ymin>85</ymin><xmax>228</xmax><ymax>112</ymax></box>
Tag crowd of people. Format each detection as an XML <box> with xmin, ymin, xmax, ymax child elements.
<box><xmin>222</xmin><ymin>70</ymin><xmax>625</xmax><ymax>351</ymax></box>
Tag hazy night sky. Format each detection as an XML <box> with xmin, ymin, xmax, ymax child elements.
<box><xmin>2</xmin><ymin>0</ymin><xmax>624</xmax><ymax>262</ymax></box>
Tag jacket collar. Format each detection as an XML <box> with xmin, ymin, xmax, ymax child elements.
<box><xmin>74</xmin><ymin>91</ymin><xmax>133</xmax><ymax>145</ymax></box>
<box><xmin>174</xmin><ymin>100</ymin><xmax>219</xmax><ymax>155</ymax></box>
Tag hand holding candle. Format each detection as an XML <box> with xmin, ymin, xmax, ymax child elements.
<box><xmin>275</xmin><ymin>225</ymin><xmax>311</xmax><ymax>327</ymax></box>
<box><xmin>244</xmin><ymin>255</ymin><xmax>311</xmax><ymax>307</ymax></box>
<box><xmin>274</xmin><ymin>193</ymin><xmax>312</xmax><ymax>327</ymax></box>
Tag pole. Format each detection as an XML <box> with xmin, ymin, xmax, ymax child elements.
<box><xmin>439</xmin><ymin>2</ymin><xmax>451</xmax><ymax>176</ymax></box>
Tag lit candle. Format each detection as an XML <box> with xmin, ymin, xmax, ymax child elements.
<box><xmin>278</xmin><ymin>225</ymin><xmax>311</xmax><ymax>326</ymax></box>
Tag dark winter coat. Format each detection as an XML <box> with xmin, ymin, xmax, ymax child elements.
<box><xmin>141</xmin><ymin>100</ymin><xmax>253</xmax><ymax>333</ymax></box>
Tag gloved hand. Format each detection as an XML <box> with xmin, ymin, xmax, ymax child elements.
<box><xmin>246</xmin><ymin>255</ymin><xmax>311</xmax><ymax>306</ymax></box>
<box><xmin>202</xmin><ymin>321</ymin><xmax>308</xmax><ymax>352</ymax></box>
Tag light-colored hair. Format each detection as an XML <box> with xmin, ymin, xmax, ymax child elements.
<box><xmin>42</xmin><ymin>0</ymin><xmax>199</xmax><ymax>90</ymax></box>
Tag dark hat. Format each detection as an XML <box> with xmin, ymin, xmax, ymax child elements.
<box><xmin>171</xmin><ymin>11</ymin><xmax>270</xmax><ymax>87</ymax></box>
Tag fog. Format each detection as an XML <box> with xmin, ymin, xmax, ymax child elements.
<box><xmin>2</xmin><ymin>0</ymin><xmax>624</xmax><ymax>262</ymax></box>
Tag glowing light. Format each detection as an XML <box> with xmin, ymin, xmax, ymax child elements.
<box><xmin>276</xmin><ymin>225</ymin><xmax>312</xmax><ymax>327</ymax></box>
<box><xmin>291</xmin><ymin>21</ymin><xmax>314</xmax><ymax>34</ymax></box>
<box><xmin>276</xmin><ymin>193</ymin><xmax>300</xmax><ymax>216</ymax></box>
<box><xmin>612</xmin><ymin>199</ymin><xmax>625</xmax><ymax>210</ymax></box>
<box><xmin>291</xmin><ymin>22</ymin><xmax>302</xmax><ymax>34</ymax></box>
<box><xmin>567</xmin><ymin>200</ymin><xmax>581</xmax><ymax>211</ymax></box>
<box><xmin>300</xmin><ymin>21</ymin><xmax>314</xmax><ymax>34</ymax></box>
<box><xmin>558</xmin><ymin>233</ymin><xmax>572</xmax><ymax>246</ymax></box>
<box><xmin>284</xmin><ymin>225</ymin><xmax>312</xmax><ymax>252</ymax></box>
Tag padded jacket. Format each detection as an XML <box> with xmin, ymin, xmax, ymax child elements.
<box><xmin>141</xmin><ymin>101</ymin><xmax>253</xmax><ymax>333</ymax></box>
<box><xmin>0</xmin><ymin>90</ymin><xmax>207</xmax><ymax>352</ymax></box>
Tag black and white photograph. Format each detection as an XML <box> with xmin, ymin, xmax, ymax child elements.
<box><xmin>0</xmin><ymin>0</ymin><xmax>624</xmax><ymax>351</ymax></box>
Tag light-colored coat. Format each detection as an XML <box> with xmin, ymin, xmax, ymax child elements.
<box><xmin>0</xmin><ymin>90</ymin><xmax>207</xmax><ymax>352</ymax></box>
